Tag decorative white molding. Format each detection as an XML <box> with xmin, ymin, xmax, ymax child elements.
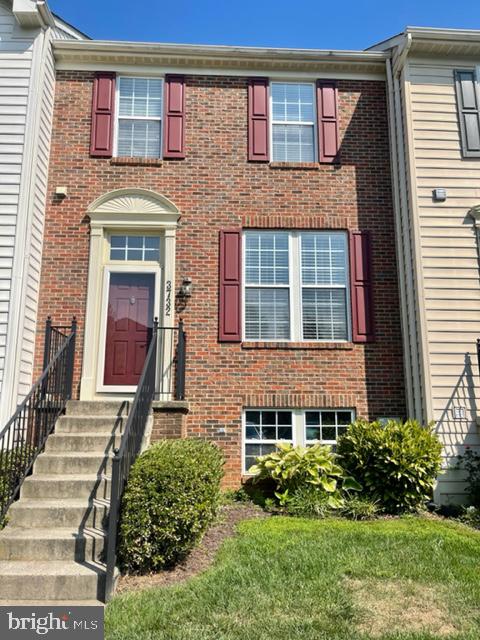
<box><xmin>87</xmin><ymin>188</ymin><xmax>180</xmax><ymax>230</ymax></box>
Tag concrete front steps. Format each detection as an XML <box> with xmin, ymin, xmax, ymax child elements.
<box><xmin>0</xmin><ymin>401</ymin><xmax>126</xmax><ymax>604</ymax></box>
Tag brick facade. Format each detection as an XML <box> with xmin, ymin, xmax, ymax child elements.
<box><xmin>35</xmin><ymin>72</ymin><xmax>405</xmax><ymax>486</ymax></box>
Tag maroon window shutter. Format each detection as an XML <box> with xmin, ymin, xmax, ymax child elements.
<box><xmin>90</xmin><ymin>72</ymin><xmax>115</xmax><ymax>157</ymax></box>
<box><xmin>219</xmin><ymin>229</ymin><xmax>242</xmax><ymax>342</ymax></box>
<box><xmin>317</xmin><ymin>80</ymin><xmax>339</xmax><ymax>163</ymax></box>
<box><xmin>248</xmin><ymin>78</ymin><xmax>269</xmax><ymax>161</ymax></box>
<box><xmin>349</xmin><ymin>231</ymin><xmax>374</xmax><ymax>343</ymax></box>
<box><xmin>163</xmin><ymin>75</ymin><xmax>185</xmax><ymax>159</ymax></box>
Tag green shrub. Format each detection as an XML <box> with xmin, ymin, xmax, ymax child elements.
<box><xmin>249</xmin><ymin>442</ymin><xmax>361</xmax><ymax>508</ymax></box>
<box><xmin>0</xmin><ymin>444</ymin><xmax>36</xmax><ymax>529</ymax></box>
<box><xmin>455</xmin><ymin>447</ymin><xmax>480</xmax><ymax>508</ymax></box>
<box><xmin>337</xmin><ymin>419</ymin><xmax>442</xmax><ymax>513</ymax></box>
<box><xmin>118</xmin><ymin>439</ymin><xmax>224</xmax><ymax>573</ymax></box>
<box><xmin>458</xmin><ymin>506</ymin><xmax>480</xmax><ymax>530</ymax></box>
<box><xmin>341</xmin><ymin>495</ymin><xmax>379</xmax><ymax>520</ymax></box>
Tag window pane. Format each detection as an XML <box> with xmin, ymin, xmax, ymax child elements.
<box><xmin>118</xmin><ymin>119</ymin><xmax>161</xmax><ymax>158</ymax></box>
<box><xmin>322</xmin><ymin>426</ymin><xmax>336</xmax><ymax>441</ymax></box>
<box><xmin>271</xmin><ymin>83</ymin><xmax>314</xmax><ymax>123</ymax></box>
<box><xmin>119</xmin><ymin>77</ymin><xmax>163</xmax><ymax>118</ymax></box>
<box><xmin>272</xmin><ymin>124</ymin><xmax>315</xmax><ymax>162</ymax></box>
<box><xmin>302</xmin><ymin>288</ymin><xmax>347</xmax><ymax>341</ymax></box>
<box><xmin>244</xmin><ymin>411</ymin><xmax>293</xmax><ymax>472</ymax></box>
<box><xmin>111</xmin><ymin>235</ymin><xmax>126</xmax><ymax>248</ymax></box>
<box><xmin>127</xmin><ymin>249</ymin><xmax>143</xmax><ymax>260</ymax></box>
<box><xmin>245</xmin><ymin>288</ymin><xmax>290</xmax><ymax>340</ymax></box>
<box><xmin>245</xmin><ymin>232</ymin><xmax>289</xmax><ymax>285</ymax></box>
<box><xmin>110</xmin><ymin>249</ymin><xmax>125</xmax><ymax>260</ymax></box>
<box><xmin>301</xmin><ymin>233</ymin><xmax>347</xmax><ymax>286</ymax></box>
<box><xmin>145</xmin><ymin>237</ymin><xmax>160</xmax><ymax>249</ymax></box>
<box><xmin>128</xmin><ymin>236</ymin><xmax>143</xmax><ymax>248</ymax></box>
<box><xmin>306</xmin><ymin>426</ymin><xmax>321</xmax><ymax>441</ymax></box>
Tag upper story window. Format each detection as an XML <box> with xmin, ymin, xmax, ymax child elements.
<box><xmin>271</xmin><ymin>82</ymin><xmax>316</xmax><ymax>162</ymax></box>
<box><xmin>244</xmin><ymin>230</ymin><xmax>349</xmax><ymax>342</ymax></box>
<box><xmin>116</xmin><ymin>77</ymin><xmax>163</xmax><ymax>158</ymax></box>
<box><xmin>110</xmin><ymin>235</ymin><xmax>160</xmax><ymax>261</ymax></box>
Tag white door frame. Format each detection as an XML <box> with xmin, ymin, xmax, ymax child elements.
<box><xmin>80</xmin><ymin>189</ymin><xmax>180</xmax><ymax>401</ymax></box>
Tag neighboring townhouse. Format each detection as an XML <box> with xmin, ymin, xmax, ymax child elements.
<box><xmin>0</xmin><ymin>0</ymin><xmax>85</xmax><ymax>426</ymax></box>
<box><xmin>373</xmin><ymin>28</ymin><xmax>480</xmax><ymax>503</ymax></box>
<box><xmin>32</xmin><ymin>39</ymin><xmax>406</xmax><ymax>486</ymax></box>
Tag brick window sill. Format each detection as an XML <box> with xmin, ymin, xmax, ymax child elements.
<box><xmin>110</xmin><ymin>157</ymin><xmax>163</xmax><ymax>166</ymax></box>
<box><xmin>269</xmin><ymin>162</ymin><xmax>320</xmax><ymax>170</ymax></box>
<box><xmin>241</xmin><ymin>341</ymin><xmax>354</xmax><ymax>350</ymax></box>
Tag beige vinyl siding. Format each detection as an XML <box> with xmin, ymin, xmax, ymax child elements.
<box><xmin>407</xmin><ymin>58</ymin><xmax>480</xmax><ymax>502</ymax></box>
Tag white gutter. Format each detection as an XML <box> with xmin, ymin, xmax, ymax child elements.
<box><xmin>393</xmin><ymin>33</ymin><xmax>412</xmax><ymax>77</ymax></box>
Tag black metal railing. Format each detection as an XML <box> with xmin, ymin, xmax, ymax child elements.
<box><xmin>104</xmin><ymin>320</ymin><xmax>186</xmax><ymax>600</ymax></box>
<box><xmin>0</xmin><ymin>317</ymin><xmax>77</xmax><ymax>521</ymax></box>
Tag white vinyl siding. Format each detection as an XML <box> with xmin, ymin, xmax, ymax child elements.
<box><xmin>271</xmin><ymin>82</ymin><xmax>316</xmax><ymax>162</ymax></box>
<box><xmin>116</xmin><ymin>77</ymin><xmax>163</xmax><ymax>158</ymax></box>
<box><xmin>243</xmin><ymin>230</ymin><xmax>349</xmax><ymax>342</ymax></box>
<box><xmin>243</xmin><ymin>408</ymin><xmax>355</xmax><ymax>473</ymax></box>
<box><xmin>0</xmin><ymin>1</ymin><xmax>81</xmax><ymax>425</ymax></box>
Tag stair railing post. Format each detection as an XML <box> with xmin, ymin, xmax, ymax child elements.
<box><xmin>65</xmin><ymin>317</ymin><xmax>77</xmax><ymax>400</ymax></box>
<box><xmin>42</xmin><ymin>316</ymin><xmax>52</xmax><ymax>371</ymax></box>
<box><xmin>105</xmin><ymin>451</ymin><xmax>121</xmax><ymax>602</ymax></box>
<box><xmin>175</xmin><ymin>319</ymin><xmax>186</xmax><ymax>401</ymax></box>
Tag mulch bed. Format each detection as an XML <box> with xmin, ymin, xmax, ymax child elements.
<box><xmin>116</xmin><ymin>502</ymin><xmax>267</xmax><ymax>594</ymax></box>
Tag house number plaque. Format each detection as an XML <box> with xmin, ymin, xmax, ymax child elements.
<box><xmin>165</xmin><ymin>280</ymin><xmax>172</xmax><ymax>316</ymax></box>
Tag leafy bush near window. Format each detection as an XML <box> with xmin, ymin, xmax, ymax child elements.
<box><xmin>455</xmin><ymin>447</ymin><xmax>480</xmax><ymax>508</ymax></box>
<box><xmin>118</xmin><ymin>439</ymin><xmax>224</xmax><ymax>573</ymax></box>
<box><xmin>337</xmin><ymin>419</ymin><xmax>442</xmax><ymax>514</ymax></box>
<box><xmin>249</xmin><ymin>442</ymin><xmax>361</xmax><ymax>510</ymax></box>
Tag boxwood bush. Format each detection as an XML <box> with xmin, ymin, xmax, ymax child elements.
<box><xmin>118</xmin><ymin>439</ymin><xmax>224</xmax><ymax>573</ymax></box>
<box><xmin>337</xmin><ymin>419</ymin><xmax>442</xmax><ymax>513</ymax></box>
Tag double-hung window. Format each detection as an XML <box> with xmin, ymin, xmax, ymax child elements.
<box><xmin>116</xmin><ymin>77</ymin><xmax>163</xmax><ymax>157</ymax></box>
<box><xmin>271</xmin><ymin>82</ymin><xmax>316</xmax><ymax>162</ymax></box>
<box><xmin>244</xmin><ymin>230</ymin><xmax>349</xmax><ymax>342</ymax></box>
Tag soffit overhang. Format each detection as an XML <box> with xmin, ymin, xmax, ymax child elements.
<box><xmin>53</xmin><ymin>40</ymin><xmax>388</xmax><ymax>77</ymax></box>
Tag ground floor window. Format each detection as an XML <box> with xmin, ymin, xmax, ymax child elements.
<box><xmin>243</xmin><ymin>408</ymin><xmax>355</xmax><ymax>473</ymax></box>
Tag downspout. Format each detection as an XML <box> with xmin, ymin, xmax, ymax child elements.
<box><xmin>385</xmin><ymin>57</ymin><xmax>415</xmax><ymax>418</ymax></box>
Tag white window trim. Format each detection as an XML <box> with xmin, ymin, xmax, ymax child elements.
<box><xmin>242</xmin><ymin>408</ymin><xmax>356</xmax><ymax>474</ymax></box>
<box><xmin>114</xmin><ymin>75</ymin><xmax>164</xmax><ymax>158</ymax></box>
<box><xmin>269</xmin><ymin>80</ymin><xmax>318</xmax><ymax>163</ymax></box>
<box><xmin>242</xmin><ymin>230</ymin><xmax>351</xmax><ymax>343</ymax></box>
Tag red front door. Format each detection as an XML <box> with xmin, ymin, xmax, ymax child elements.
<box><xmin>103</xmin><ymin>272</ymin><xmax>155</xmax><ymax>386</ymax></box>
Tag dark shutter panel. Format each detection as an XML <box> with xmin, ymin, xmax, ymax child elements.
<box><xmin>163</xmin><ymin>75</ymin><xmax>186</xmax><ymax>159</ymax></box>
<box><xmin>219</xmin><ymin>230</ymin><xmax>242</xmax><ymax>342</ymax></box>
<box><xmin>349</xmin><ymin>231</ymin><xmax>374</xmax><ymax>343</ymax></box>
<box><xmin>248</xmin><ymin>78</ymin><xmax>269</xmax><ymax>161</ymax></box>
<box><xmin>90</xmin><ymin>72</ymin><xmax>115</xmax><ymax>157</ymax></box>
<box><xmin>317</xmin><ymin>80</ymin><xmax>339</xmax><ymax>163</ymax></box>
<box><xmin>454</xmin><ymin>70</ymin><xmax>480</xmax><ymax>158</ymax></box>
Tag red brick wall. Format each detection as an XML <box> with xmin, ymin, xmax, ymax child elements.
<box><xmin>36</xmin><ymin>72</ymin><xmax>405</xmax><ymax>486</ymax></box>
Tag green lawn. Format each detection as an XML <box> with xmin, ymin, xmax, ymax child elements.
<box><xmin>105</xmin><ymin>516</ymin><xmax>480</xmax><ymax>640</ymax></box>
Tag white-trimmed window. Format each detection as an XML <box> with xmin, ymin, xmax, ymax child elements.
<box><xmin>243</xmin><ymin>409</ymin><xmax>355</xmax><ymax>473</ymax></box>
<box><xmin>243</xmin><ymin>230</ymin><xmax>350</xmax><ymax>342</ymax></box>
<box><xmin>116</xmin><ymin>77</ymin><xmax>163</xmax><ymax>157</ymax></box>
<box><xmin>110</xmin><ymin>235</ymin><xmax>160</xmax><ymax>262</ymax></box>
<box><xmin>271</xmin><ymin>82</ymin><xmax>316</xmax><ymax>162</ymax></box>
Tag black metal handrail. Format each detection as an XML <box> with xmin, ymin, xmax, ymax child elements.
<box><xmin>0</xmin><ymin>317</ymin><xmax>77</xmax><ymax>521</ymax></box>
<box><xmin>104</xmin><ymin>319</ymin><xmax>186</xmax><ymax>600</ymax></box>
